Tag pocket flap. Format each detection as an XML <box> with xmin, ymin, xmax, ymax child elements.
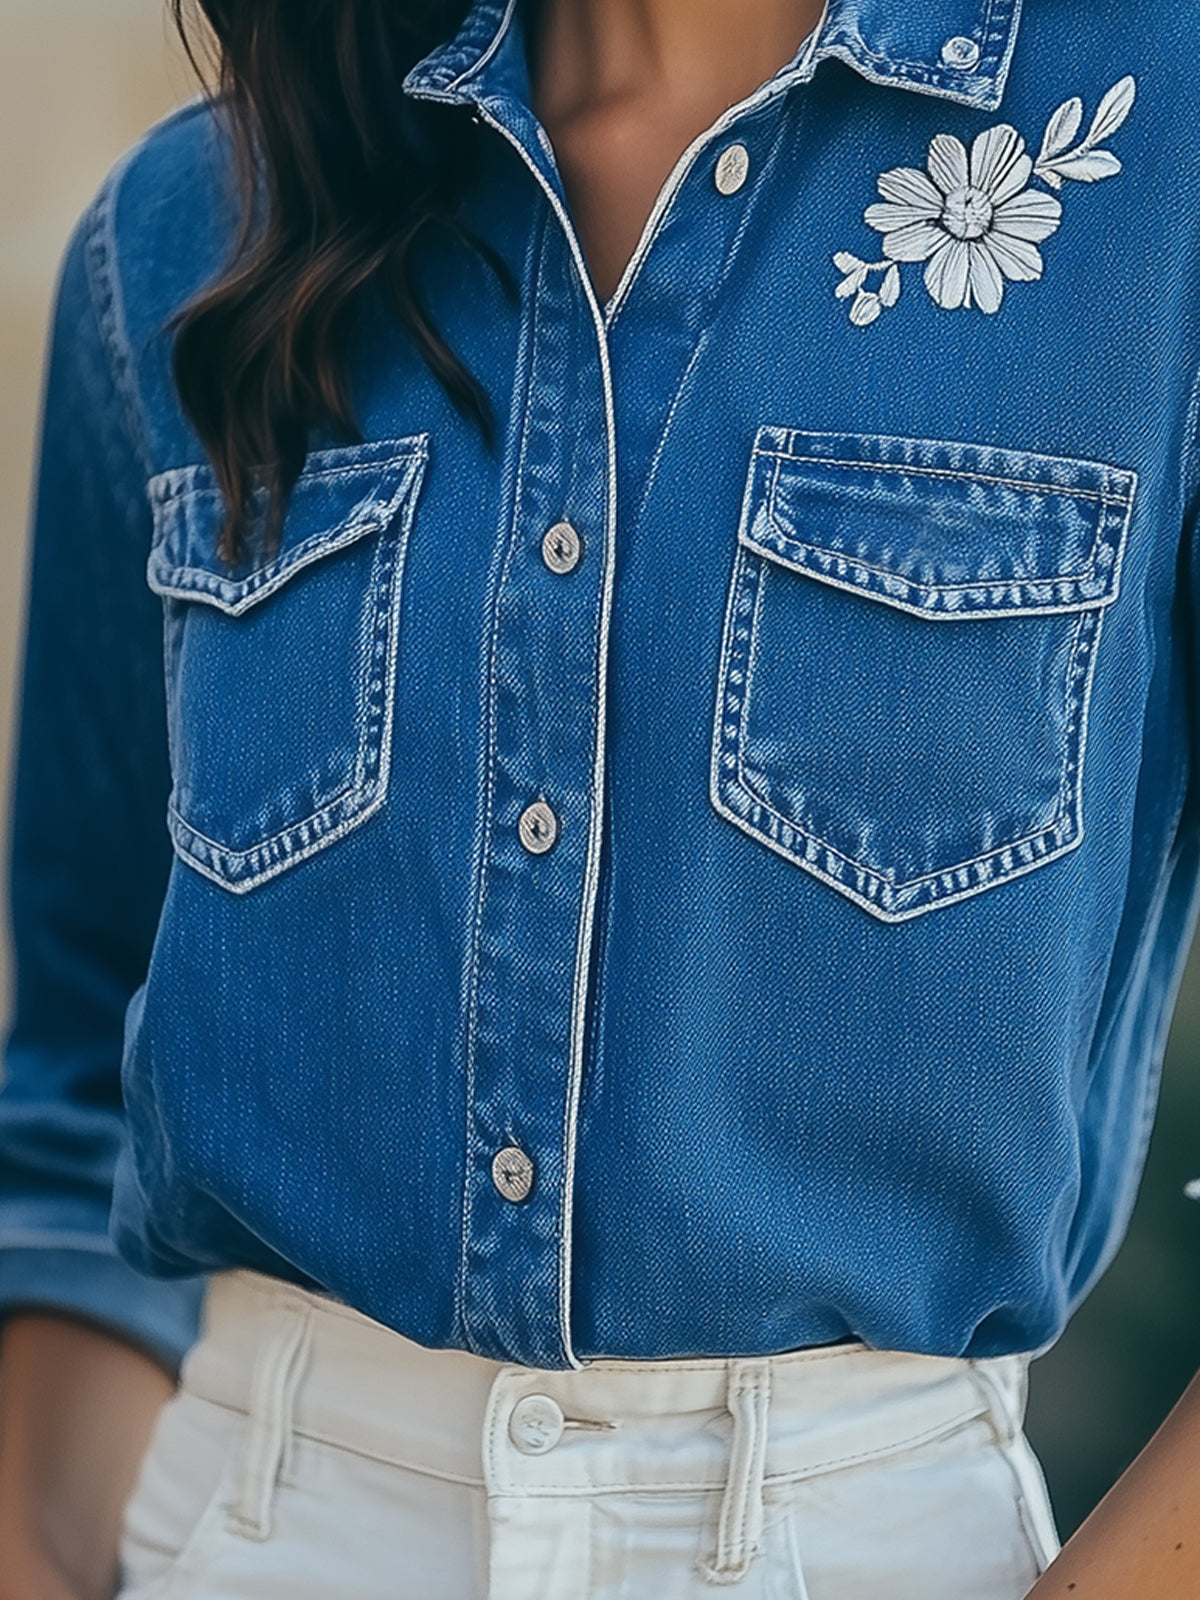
<box><xmin>146</xmin><ymin>437</ymin><xmax>430</xmax><ymax>617</ymax></box>
<box><xmin>740</xmin><ymin>428</ymin><xmax>1135</xmax><ymax>619</ymax></box>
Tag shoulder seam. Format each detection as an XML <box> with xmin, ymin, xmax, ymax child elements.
<box><xmin>81</xmin><ymin>158</ymin><xmax>154</xmax><ymax>479</ymax></box>
<box><xmin>78</xmin><ymin>94</ymin><xmax>219</xmax><ymax>482</ymax></box>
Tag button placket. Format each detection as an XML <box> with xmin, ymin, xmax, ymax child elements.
<box><xmin>454</xmin><ymin>83</ymin><xmax>782</xmax><ymax>1372</ymax></box>
<box><xmin>459</xmin><ymin>209</ymin><xmax>613</xmax><ymax>1368</ymax></box>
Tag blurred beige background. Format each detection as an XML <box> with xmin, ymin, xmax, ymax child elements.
<box><xmin>1</xmin><ymin>0</ymin><xmax>193</xmax><ymax>1024</ymax></box>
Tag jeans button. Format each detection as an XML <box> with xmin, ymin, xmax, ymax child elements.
<box><xmin>509</xmin><ymin>1394</ymin><xmax>565</xmax><ymax>1455</ymax></box>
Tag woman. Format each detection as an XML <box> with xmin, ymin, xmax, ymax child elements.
<box><xmin>0</xmin><ymin>0</ymin><xmax>1198</xmax><ymax>1595</ymax></box>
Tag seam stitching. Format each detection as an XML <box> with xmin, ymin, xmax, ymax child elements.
<box><xmin>759</xmin><ymin>449</ymin><xmax>1131</xmax><ymax>503</ymax></box>
<box><xmin>82</xmin><ymin>171</ymin><xmax>154</xmax><ymax>480</ymax></box>
<box><xmin>454</xmin><ymin>207</ymin><xmax>548</xmax><ymax>1354</ymax></box>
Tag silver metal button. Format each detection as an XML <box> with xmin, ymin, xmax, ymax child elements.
<box><xmin>492</xmin><ymin>1146</ymin><xmax>535</xmax><ymax>1203</ymax></box>
<box><xmin>518</xmin><ymin>800</ymin><xmax>559</xmax><ymax>855</ymax></box>
<box><xmin>714</xmin><ymin>143</ymin><xmax>750</xmax><ymax>196</ymax></box>
<box><xmin>509</xmin><ymin>1394</ymin><xmax>565</xmax><ymax>1455</ymax></box>
<box><xmin>542</xmin><ymin>521</ymin><xmax>582</xmax><ymax>575</ymax></box>
<box><xmin>940</xmin><ymin>35</ymin><xmax>980</xmax><ymax>68</ymax></box>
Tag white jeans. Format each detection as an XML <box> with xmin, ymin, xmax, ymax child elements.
<box><xmin>118</xmin><ymin>1272</ymin><xmax>1061</xmax><ymax>1600</ymax></box>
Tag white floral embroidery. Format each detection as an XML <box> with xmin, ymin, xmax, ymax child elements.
<box><xmin>864</xmin><ymin>125</ymin><xmax>1062</xmax><ymax>313</ymax></box>
<box><xmin>833</xmin><ymin>253</ymin><xmax>900</xmax><ymax>325</ymax></box>
<box><xmin>834</xmin><ymin>76</ymin><xmax>1135</xmax><ymax>322</ymax></box>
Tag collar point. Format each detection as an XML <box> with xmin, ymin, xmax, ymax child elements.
<box><xmin>933</xmin><ymin>73</ymin><xmax>1007</xmax><ymax>113</ymax></box>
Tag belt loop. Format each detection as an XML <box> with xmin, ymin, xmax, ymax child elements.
<box><xmin>968</xmin><ymin>1353</ymin><xmax>1029</xmax><ymax>1444</ymax></box>
<box><xmin>228</xmin><ymin>1300</ymin><xmax>313</xmax><ymax>1541</ymax></box>
<box><xmin>699</xmin><ymin>1358</ymin><xmax>772</xmax><ymax>1585</ymax></box>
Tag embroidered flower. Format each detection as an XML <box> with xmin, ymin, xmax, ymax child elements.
<box><xmin>833</xmin><ymin>76</ymin><xmax>1136</xmax><ymax>324</ymax></box>
<box><xmin>864</xmin><ymin>126</ymin><xmax>1061</xmax><ymax>313</ymax></box>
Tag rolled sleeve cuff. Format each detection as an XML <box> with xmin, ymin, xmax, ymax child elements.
<box><xmin>0</xmin><ymin>1244</ymin><xmax>204</xmax><ymax>1375</ymax></box>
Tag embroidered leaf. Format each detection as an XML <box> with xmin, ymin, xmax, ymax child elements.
<box><xmin>850</xmin><ymin>290</ymin><xmax>882</xmax><ymax>326</ymax></box>
<box><xmin>1039</xmin><ymin>97</ymin><xmax>1083</xmax><ymax>162</ymax></box>
<box><xmin>835</xmin><ymin>264</ymin><xmax>869</xmax><ymax>297</ymax></box>
<box><xmin>1047</xmin><ymin>149</ymin><xmax>1122</xmax><ymax>183</ymax></box>
<box><xmin>833</xmin><ymin>251</ymin><xmax>865</xmax><ymax>273</ymax></box>
<box><xmin>1084</xmin><ymin>76</ymin><xmax>1136</xmax><ymax>148</ymax></box>
<box><xmin>879</xmin><ymin>264</ymin><xmax>901</xmax><ymax>307</ymax></box>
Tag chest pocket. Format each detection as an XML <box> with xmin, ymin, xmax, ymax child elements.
<box><xmin>711</xmin><ymin>429</ymin><xmax>1135</xmax><ymax>922</ymax></box>
<box><xmin>146</xmin><ymin>437</ymin><xmax>429</xmax><ymax>893</ymax></box>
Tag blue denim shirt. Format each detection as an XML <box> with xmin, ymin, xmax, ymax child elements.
<box><xmin>3</xmin><ymin>0</ymin><xmax>1199</xmax><ymax>1372</ymax></box>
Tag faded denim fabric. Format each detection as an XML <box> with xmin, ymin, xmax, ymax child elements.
<box><xmin>2</xmin><ymin>0</ymin><xmax>1200</xmax><ymax>1372</ymax></box>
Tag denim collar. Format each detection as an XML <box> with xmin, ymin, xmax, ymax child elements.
<box><xmin>404</xmin><ymin>0</ymin><xmax>1023</xmax><ymax>114</ymax></box>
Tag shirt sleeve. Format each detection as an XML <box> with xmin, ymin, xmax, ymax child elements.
<box><xmin>0</xmin><ymin>196</ymin><xmax>203</xmax><ymax>1373</ymax></box>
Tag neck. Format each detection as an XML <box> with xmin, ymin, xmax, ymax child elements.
<box><xmin>533</xmin><ymin>0</ymin><xmax>824</xmax><ymax>117</ymax></box>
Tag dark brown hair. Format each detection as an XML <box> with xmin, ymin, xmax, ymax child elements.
<box><xmin>169</xmin><ymin>0</ymin><xmax>503</xmax><ymax>560</ymax></box>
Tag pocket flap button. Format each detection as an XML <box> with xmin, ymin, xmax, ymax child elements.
<box><xmin>940</xmin><ymin>35</ymin><xmax>980</xmax><ymax>68</ymax></box>
<box><xmin>510</xmin><ymin>1394</ymin><xmax>565</xmax><ymax>1454</ymax></box>
<box><xmin>542</xmin><ymin>521</ymin><xmax>583</xmax><ymax>575</ymax></box>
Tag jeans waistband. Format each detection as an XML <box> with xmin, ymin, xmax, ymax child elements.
<box><xmin>184</xmin><ymin>1271</ymin><xmax>1031</xmax><ymax>1499</ymax></box>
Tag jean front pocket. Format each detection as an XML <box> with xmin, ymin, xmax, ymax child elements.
<box><xmin>118</xmin><ymin>1391</ymin><xmax>240</xmax><ymax>1599</ymax></box>
<box><xmin>146</xmin><ymin>436</ymin><xmax>429</xmax><ymax>893</ymax></box>
<box><xmin>711</xmin><ymin>429</ymin><xmax>1135</xmax><ymax>922</ymax></box>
